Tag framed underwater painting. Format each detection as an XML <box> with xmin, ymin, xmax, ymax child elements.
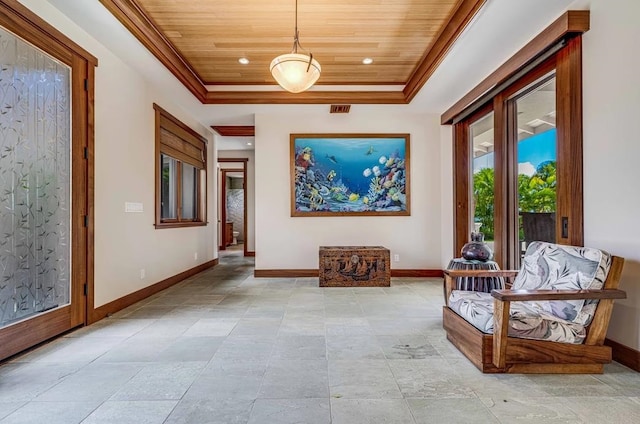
<box><xmin>290</xmin><ymin>133</ymin><xmax>410</xmax><ymax>217</ymax></box>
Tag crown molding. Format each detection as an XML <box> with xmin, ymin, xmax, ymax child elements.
<box><xmin>404</xmin><ymin>0</ymin><xmax>487</xmax><ymax>103</ymax></box>
<box><xmin>99</xmin><ymin>0</ymin><xmax>486</xmax><ymax>105</ymax></box>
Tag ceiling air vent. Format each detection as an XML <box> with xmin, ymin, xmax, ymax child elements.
<box><xmin>330</xmin><ymin>104</ymin><xmax>351</xmax><ymax>114</ymax></box>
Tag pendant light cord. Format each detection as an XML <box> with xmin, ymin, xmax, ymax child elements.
<box><xmin>290</xmin><ymin>0</ymin><xmax>313</xmax><ymax>71</ymax></box>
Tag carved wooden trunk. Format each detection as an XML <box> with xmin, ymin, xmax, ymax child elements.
<box><xmin>319</xmin><ymin>246</ymin><xmax>390</xmax><ymax>287</ymax></box>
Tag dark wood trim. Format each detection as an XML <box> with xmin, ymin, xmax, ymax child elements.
<box><xmin>555</xmin><ymin>36</ymin><xmax>584</xmax><ymax>246</ymax></box>
<box><xmin>219</xmin><ymin>168</ymin><xmax>243</xmax><ymax>249</ymax></box>
<box><xmin>154</xmin><ymin>103</ymin><xmax>208</xmax><ymax>148</ymax></box>
<box><xmin>255</xmin><ymin>269</ymin><xmax>318</xmax><ymax>278</ymax></box>
<box><xmin>0</xmin><ymin>307</ymin><xmax>76</xmax><ymax>362</ymax></box>
<box><xmin>218</xmin><ymin>157</ymin><xmax>249</xmax><ymax>163</ymax></box>
<box><xmin>245</xmin><ymin>251</ymin><xmax>256</xmax><ymax>257</ymax></box>
<box><xmin>71</xmin><ymin>54</ymin><xmax>89</xmax><ymax>327</ymax></box>
<box><xmin>219</xmin><ymin>168</ymin><xmax>228</xmax><ymax>251</ymax></box>
<box><xmin>89</xmin><ymin>259</ymin><xmax>218</xmax><ymax>324</ymax></box>
<box><xmin>85</xmin><ymin>60</ymin><xmax>96</xmax><ymax>327</ymax></box>
<box><xmin>404</xmin><ymin>0</ymin><xmax>487</xmax><ymax>102</ymax></box>
<box><xmin>154</xmin><ymin>104</ymin><xmax>208</xmax><ymax>228</ymax></box>
<box><xmin>452</xmin><ymin>105</ymin><xmax>492</xmax><ymax>258</ymax></box>
<box><xmin>253</xmin><ymin>269</ymin><xmax>443</xmax><ymax>278</ymax></box>
<box><xmin>441</xmin><ymin>10</ymin><xmax>590</xmax><ymax>124</ymax></box>
<box><xmin>98</xmin><ymin>0</ymin><xmax>207</xmax><ymax>103</ymax></box>
<box><xmin>391</xmin><ymin>270</ymin><xmax>444</xmax><ymax>278</ymax></box>
<box><xmin>0</xmin><ymin>0</ymin><xmax>97</xmax><ymax>66</ymax></box>
<box><xmin>492</xmin><ymin>94</ymin><xmax>507</xmax><ymax>268</ymax></box>
<box><xmin>202</xmin><ymin>90</ymin><xmax>407</xmax><ymax>105</ymax></box>
<box><xmin>212</xmin><ymin>126</ymin><xmax>255</xmax><ymax>137</ymax></box>
<box><xmin>605</xmin><ymin>338</ymin><xmax>640</xmax><ymax>372</ymax></box>
<box><xmin>218</xmin><ymin>158</ymin><xmax>250</xmax><ymax>256</ymax></box>
<box><xmin>491</xmin><ymin>289</ymin><xmax>626</xmax><ymax>302</ymax></box>
<box><xmin>0</xmin><ymin>0</ymin><xmax>96</xmax><ymax>361</ymax></box>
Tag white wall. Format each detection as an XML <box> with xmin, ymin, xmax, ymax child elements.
<box><xmin>254</xmin><ymin>113</ymin><xmax>442</xmax><ymax>270</ymax></box>
<box><xmin>19</xmin><ymin>0</ymin><xmax>217</xmax><ymax>308</ymax></box>
<box><xmin>579</xmin><ymin>0</ymin><xmax>640</xmax><ymax>350</ymax></box>
<box><xmin>218</xmin><ymin>150</ymin><xmax>256</xmax><ymax>252</ymax></box>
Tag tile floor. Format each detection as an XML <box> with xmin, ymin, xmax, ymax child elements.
<box><xmin>2</xmin><ymin>253</ymin><xmax>640</xmax><ymax>423</ymax></box>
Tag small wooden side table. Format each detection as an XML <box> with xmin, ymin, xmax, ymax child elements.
<box><xmin>446</xmin><ymin>258</ymin><xmax>505</xmax><ymax>292</ymax></box>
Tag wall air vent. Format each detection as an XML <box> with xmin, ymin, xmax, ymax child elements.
<box><xmin>330</xmin><ymin>104</ymin><xmax>351</xmax><ymax>114</ymax></box>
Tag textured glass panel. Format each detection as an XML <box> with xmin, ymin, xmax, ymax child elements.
<box><xmin>0</xmin><ymin>27</ymin><xmax>71</xmax><ymax>327</ymax></box>
<box><xmin>161</xmin><ymin>154</ymin><xmax>177</xmax><ymax>219</ymax></box>
<box><xmin>181</xmin><ymin>163</ymin><xmax>197</xmax><ymax>220</ymax></box>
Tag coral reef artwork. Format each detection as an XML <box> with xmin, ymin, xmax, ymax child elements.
<box><xmin>290</xmin><ymin>134</ymin><xmax>410</xmax><ymax>216</ymax></box>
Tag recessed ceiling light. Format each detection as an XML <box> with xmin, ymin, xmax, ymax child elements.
<box><xmin>247</xmin><ymin>142</ymin><xmax>252</xmax><ymax>146</ymax></box>
<box><xmin>238</xmin><ymin>57</ymin><xmax>250</xmax><ymax>65</ymax></box>
<box><xmin>362</xmin><ymin>58</ymin><xmax>373</xmax><ymax>65</ymax></box>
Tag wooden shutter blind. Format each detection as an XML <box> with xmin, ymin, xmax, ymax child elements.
<box><xmin>154</xmin><ymin>104</ymin><xmax>206</xmax><ymax>169</ymax></box>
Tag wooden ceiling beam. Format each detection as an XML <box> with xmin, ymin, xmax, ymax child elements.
<box><xmin>203</xmin><ymin>91</ymin><xmax>407</xmax><ymax>105</ymax></box>
<box><xmin>211</xmin><ymin>126</ymin><xmax>255</xmax><ymax>137</ymax></box>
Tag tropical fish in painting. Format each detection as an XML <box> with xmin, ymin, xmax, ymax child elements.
<box><xmin>326</xmin><ymin>154</ymin><xmax>338</xmax><ymax>164</ymax></box>
<box><xmin>378</xmin><ymin>155</ymin><xmax>387</xmax><ymax>165</ymax></box>
<box><xmin>295</xmin><ymin>146</ymin><xmax>314</xmax><ymax>169</ymax></box>
<box><xmin>327</xmin><ymin>169</ymin><xmax>336</xmax><ymax>181</ymax></box>
<box><xmin>372</xmin><ymin>166</ymin><xmax>381</xmax><ymax>177</ymax></box>
<box><xmin>362</xmin><ymin>168</ymin><xmax>372</xmax><ymax>178</ymax></box>
<box><xmin>366</xmin><ymin>146</ymin><xmax>376</xmax><ymax>155</ymax></box>
<box><xmin>348</xmin><ymin>193</ymin><xmax>360</xmax><ymax>202</ymax></box>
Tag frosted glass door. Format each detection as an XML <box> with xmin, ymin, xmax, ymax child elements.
<box><xmin>0</xmin><ymin>27</ymin><xmax>71</xmax><ymax>328</ymax></box>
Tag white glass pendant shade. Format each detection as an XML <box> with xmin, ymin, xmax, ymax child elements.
<box><xmin>270</xmin><ymin>53</ymin><xmax>321</xmax><ymax>93</ymax></box>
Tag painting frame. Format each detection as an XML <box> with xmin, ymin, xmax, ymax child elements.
<box><xmin>290</xmin><ymin>133</ymin><xmax>410</xmax><ymax>217</ymax></box>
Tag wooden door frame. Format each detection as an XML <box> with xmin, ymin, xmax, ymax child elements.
<box><xmin>0</xmin><ymin>0</ymin><xmax>96</xmax><ymax>360</ymax></box>
<box><xmin>447</xmin><ymin>13</ymin><xmax>586</xmax><ymax>269</ymax></box>
<box><xmin>218</xmin><ymin>158</ymin><xmax>249</xmax><ymax>256</ymax></box>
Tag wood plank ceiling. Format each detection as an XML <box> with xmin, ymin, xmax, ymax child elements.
<box><xmin>100</xmin><ymin>0</ymin><xmax>487</xmax><ymax>104</ymax></box>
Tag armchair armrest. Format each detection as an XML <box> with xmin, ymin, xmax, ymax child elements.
<box><xmin>491</xmin><ymin>289</ymin><xmax>627</xmax><ymax>302</ymax></box>
<box><xmin>491</xmin><ymin>287</ymin><xmax>627</xmax><ymax>369</ymax></box>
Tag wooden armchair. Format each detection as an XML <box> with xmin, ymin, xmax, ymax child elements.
<box><xmin>443</xmin><ymin>242</ymin><xmax>625</xmax><ymax>374</ymax></box>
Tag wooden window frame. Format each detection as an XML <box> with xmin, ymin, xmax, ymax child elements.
<box><xmin>445</xmin><ymin>11</ymin><xmax>588</xmax><ymax>268</ymax></box>
<box><xmin>154</xmin><ymin>103</ymin><xmax>207</xmax><ymax>229</ymax></box>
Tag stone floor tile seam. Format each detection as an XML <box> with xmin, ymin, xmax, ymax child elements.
<box><xmin>5</xmin><ymin>255</ymin><xmax>640</xmax><ymax>423</ymax></box>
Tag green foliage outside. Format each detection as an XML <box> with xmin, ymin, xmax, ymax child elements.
<box><xmin>473</xmin><ymin>160</ymin><xmax>556</xmax><ymax>241</ymax></box>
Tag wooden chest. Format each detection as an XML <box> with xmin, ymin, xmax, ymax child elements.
<box><xmin>319</xmin><ymin>246</ymin><xmax>391</xmax><ymax>287</ymax></box>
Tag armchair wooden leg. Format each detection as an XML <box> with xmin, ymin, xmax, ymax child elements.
<box><xmin>493</xmin><ymin>299</ymin><xmax>510</xmax><ymax>369</ymax></box>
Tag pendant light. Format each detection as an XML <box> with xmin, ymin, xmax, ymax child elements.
<box><xmin>270</xmin><ymin>0</ymin><xmax>321</xmax><ymax>93</ymax></box>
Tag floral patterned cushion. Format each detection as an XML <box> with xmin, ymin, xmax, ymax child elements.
<box><xmin>449</xmin><ymin>290</ymin><xmax>587</xmax><ymax>344</ymax></box>
<box><xmin>512</xmin><ymin>242</ymin><xmax>612</xmax><ymax>325</ymax></box>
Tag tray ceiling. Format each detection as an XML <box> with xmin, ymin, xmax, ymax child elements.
<box><xmin>99</xmin><ymin>0</ymin><xmax>487</xmax><ymax>104</ymax></box>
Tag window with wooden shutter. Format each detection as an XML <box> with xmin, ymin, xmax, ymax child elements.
<box><xmin>154</xmin><ymin>103</ymin><xmax>207</xmax><ymax>228</ymax></box>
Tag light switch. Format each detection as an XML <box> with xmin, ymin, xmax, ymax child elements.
<box><xmin>125</xmin><ymin>202</ymin><xmax>143</xmax><ymax>213</ymax></box>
